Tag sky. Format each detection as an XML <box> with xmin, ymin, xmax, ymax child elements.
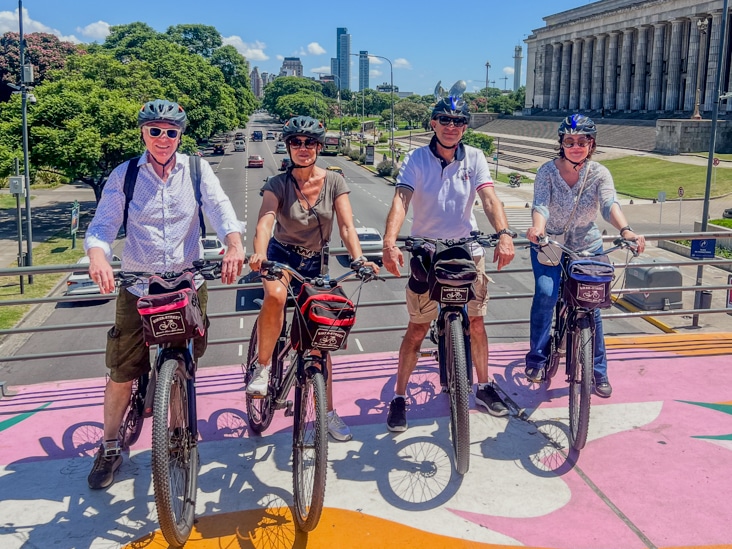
<box><xmin>0</xmin><ymin>0</ymin><xmax>594</xmax><ymax>96</ymax></box>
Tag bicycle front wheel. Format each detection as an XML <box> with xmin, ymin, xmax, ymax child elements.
<box><xmin>291</xmin><ymin>362</ymin><xmax>328</xmax><ymax>532</ymax></box>
<box><xmin>119</xmin><ymin>374</ymin><xmax>147</xmax><ymax>449</ymax></box>
<box><xmin>445</xmin><ymin>314</ymin><xmax>470</xmax><ymax>475</ymax></box>
<box><xmin>568</xmin><ymin>316</ymin><xmax>593</xmax><ymax>451</ymax></box>
<box><xmin>246</xmin><ymin>319</ymin><xmax>278</xmax><ymax>434</ymax></box>
<box><xmin>152</xmin><ymin>359</ymin><xmax>197</xmax><ymax>547</ymax></box>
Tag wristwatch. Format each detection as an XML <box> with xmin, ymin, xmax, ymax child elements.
<box><xmin>619</xmin><ymin>225</ymin><xmax>633</xmax><ymax>237</ymax></box>
<box><xmin>497</xmin><ymin>228</ymin><xmax>518</xmax><ymax>238</ymax></box>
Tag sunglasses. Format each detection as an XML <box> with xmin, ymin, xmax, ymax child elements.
<box><xmin>435</xmin><ymin>116</ymin><xmax>468</xmax><ymax>127</ymax></box>
<box><xmin>287</xmin><ymin>138</ymin><xmax>319</xmax><ymax>149</ymax></box>
<box><xmin>144</xmin><ymin>126</ymin><xmax>181</xmax><ymax>139</ymax></box>
<box><xmin>562</xmin><ymin>139</ymin><xmax>592</xmax><ymax>148</ymax></box>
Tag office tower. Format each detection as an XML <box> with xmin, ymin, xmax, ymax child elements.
<box><xmin>359</xmin><ymin>50</ymin><xmax>369</xmax><ymax>91</ymax></box>
<box><xmin>336</xmin><ymin>27</ymin><xmax>351</xmax><ymax>91</ymax></box>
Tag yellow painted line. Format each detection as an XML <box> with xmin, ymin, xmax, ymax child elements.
<box><xmin>612</xmin><ymin>296</ymin><xmax>676</xmax><ymax>334</ymax></box>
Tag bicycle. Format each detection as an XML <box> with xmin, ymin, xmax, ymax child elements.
<box><xmin>244</xmin><ymin>259</ymin><xmax>379</xmax><ymax>532</ymax></box>
<box><xmin>116</xmin><ymin>259</ymin><xmax>220</xmax><ymax>548</ymax></box>
<box><xmin>397</xmin><ymin>231</ymin><xmax>499</xmax><ymax>475</ymax></box>
<box><xmin>533</xmin><ymin>237</ymin><xmax>637</xmax><ymax>451</ymax></box>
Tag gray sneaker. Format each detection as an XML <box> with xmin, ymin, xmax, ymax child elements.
<box><xmin>475</xmin><ymin>384</ymin><xmax>509</xmax><ymax>417</ymax></box>
<box><xmin>88</xmin><ymin>443</ymin><xmax>122</xmax><ymax>490</ymax></box>
<box><xmin>327</xmin><ymin>409</ymin><xmax>352</xmax><ymax>441</ymax></box>
<box><xmin>386</xmin><ymin>397</ymin><xmax>408</xmax><ymax>432</ymax></box>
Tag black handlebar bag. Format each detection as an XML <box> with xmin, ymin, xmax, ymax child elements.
<box><xmin>291</xmin><ymin>283</ymin><xmax>356</xmax><ymax>352</ymax></box>
<box><xmin>427</xmin><ymin>241</ymin><xmax>478</xmax><ymax>305</ymax></box>
<box><xmin>563</xmin><ymin>255</ymin><xmax>615</xmax><ymax>310</ymax></box>
<box><xmin>136</xmin><ymin>272</ymin><xmax>205</xmax><ymax>345</ymax></box>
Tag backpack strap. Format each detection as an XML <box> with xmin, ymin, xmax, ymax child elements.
<box><xmin>190</xmin><ymin>154</ymin><xmax>206</xmax><ymax>237</ymax></box>
<box><xmin>122</xmin><ymin>156</ymin><xmax>141</xmax><ymax>234</ymax></box>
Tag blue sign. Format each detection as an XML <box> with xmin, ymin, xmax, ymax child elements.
<box><xmin>690</xmin><ymin>238</ymin><xmax>716</xmax><ymax>259</ymax></box>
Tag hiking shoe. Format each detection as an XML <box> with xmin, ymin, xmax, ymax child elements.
<box><xmin>327</xmin><ymin>409</ymin><xmax>352</xmax><ymax>442</ymax></box>
<box><xmin>594</xmin><ymin>377</ymin><xmax>612</xmax><ymax>398</ymax></box>
<box><xmin>524</xmin><ymin>365</ymin><xmax>545</xmax><ymax>383</ymax></box>
<box><xmin>246</xmin><ymin>364</ymin><xmax>271</xmax><ymax>395</ymax></box>
<box><xmin>475</xmin><ymin>384</ymin><xmax>509</xmax><ymax>417</ymax></box>
<box><xmin>386</xmin><ymin>397</ymin><xmax>408</xmax><ymax>432</ymax></box>
<box><xmin>88</xmin><ymin>443</ymin><xmax>122</xmax><ymax>490</ymax></box>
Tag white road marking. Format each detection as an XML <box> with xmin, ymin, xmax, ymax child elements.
<box><xmin>355</xmin><ymin>338</ymin><xmax>364</xmax><ymax>352</ymax></box>
<box><xmin>238</xmin><ymin>344</ymin><xmax>243</xmax><ymax>356</ymax></box>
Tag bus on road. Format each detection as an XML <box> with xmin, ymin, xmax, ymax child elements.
<box><xmin>322</xmin><ymin>132</ymin><xmax>340</xmax><ymax>155</ymax></box>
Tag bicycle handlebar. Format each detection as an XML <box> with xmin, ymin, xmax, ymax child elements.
<box><xmin>116</xmin><ymin>260</ymin><xmax>222</xmax><ymax>287</ymax></box>
<box><xmin>259</xmin><ymin>260</ymin><xmax>383</xmax><ymax>287</ymax></box>
<box><xmin>396</xmin><ymin>230</ymin><xmax>499</xmax><ymax>252</ymax></box>
<box><xmin>537</xmin><ymin>236</ymin><xmax>639</xmax><ymax>258</ymax></box>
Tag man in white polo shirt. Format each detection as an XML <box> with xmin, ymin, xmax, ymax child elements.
<box><xmin>382</xmin><ymin>89</ymin><xmax>516</xmax><ymax>432</ymax></box>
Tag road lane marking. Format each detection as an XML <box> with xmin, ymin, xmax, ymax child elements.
<box><xmin>355</xmin><ymin>338</ymin><xmax>364</xmax><ymax>352</ymax></box>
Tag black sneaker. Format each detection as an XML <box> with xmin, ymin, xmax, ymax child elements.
<box><xmin>475</xmin><ymin>384</ymin><xmax>509</xmax><ymax>417</ymax></box>
<box><xmin>387</xmin><ymin>397</ymin><xmax>408</xmax><ymax>432</ymax></box>
<box><xmin>88</xmin><ymin>443</ymin><xmax>122</xmax><ymax>490</ymax></box>
<box><xmin>594</xmin><ymin>376</ymin><xmax>612</xmax><ymax>398</ymax></box>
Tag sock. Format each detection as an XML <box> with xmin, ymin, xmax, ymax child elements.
<box><xmin>478</xmin><ymin>382</ymin><xmax>491</xmax><ymax>391</ymax></box>
<box><xmin>393</xmin><ymin>394</ymin><xmax>406</xmax><ymax>401</ymax></box>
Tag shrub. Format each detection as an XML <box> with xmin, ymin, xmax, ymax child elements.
<box><xmin>376</xmin><ymin>160</ymin><xmax>393</xmax><ymax>177</ymax></box>
<box><xmin>348</xmin><ymin>149</ymin><xmax>360</xmax><ymax>161</ymax></box>
<box><xmin>378</xmin><ymin>135</ymin><xmax>388</xmax><ymax>144</ymax></box>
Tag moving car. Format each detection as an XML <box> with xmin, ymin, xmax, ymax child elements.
<box><xmin>326</xmin><ymin>165</ymin><xmax>344</xmax><ymax>177</ymax></box>
<box><xmin>251</xmin><ymin>130</ymin><xmax>263</xmax><ymax>141</ymax></box>
<box><xmin>266</xmin><ymin>131</ymin><xmax>276</xmax><ymax>140</ymax></box>
<box><xmin>341</xmin><ymin>227</ymin><xmax>383</xmax><ymax>265</ymax></box>
<box><xmin>212</xmin><ymin>144</ymin><xmax>225</xmax><ymax>155</ymax></box>
<box><xmin>275</xmin><ymin>142</ymin><xmax>287</xmax><ymax>154</ymax></box>
<box><xmin>248</xmin><ymin>155</ymin><xmax>264</xmax><ymax>168</ymax></box>
<box><xmin>234</xmin><ymin>139</ymin><xmax>246</xmax><ymax>152</ymax></box>
<box><xmin>279</xmin><ymin>157</ymin><xmax>293</xmax><ymax>171</ymax></box>
<box><xmin>66</xmin><ymin>255</ymin><xmax>121</xmax><ymax>298</ymax></box>
<box><xmin>201</xmin><ymin>234</ymin><xmax>227</xmax><ymax>260</ymax></box>
<box><xmin>723</xmin><ymin>208</ymin><xmax>732</xmax><ymax>219</ymax></box>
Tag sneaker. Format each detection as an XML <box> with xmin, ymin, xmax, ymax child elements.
<box><xmin>386</xmin><ymin>397</ymin><xmax>408</xmax><ymax>432</ymax></box>
<box><xmin>594</xmin><ymin>377</ymin><xmax>612</xmax><ymax>398</ymax></box>
<box><xmin>88</xmin><ymin>443</ymin><xmax>122</xmax><ymax>490</ymax></box>
<box><xmin>246</xmin><ymin>364</ymin><xmax>271</xmax><ymax>395</ymax></box>
<box><xmin>524</xmin><ymin>365</ymin><xmax>545</xmax><ymax>383</ymax></box>
<box><xmin>327</xmin><ymin>410</ymin><xmax>352</xmax><ymax>442</ymax></box>
<box><xmin>475</xmin><ymin>384</ymin><xmax>509</xmax><ymax>417</ymax></box>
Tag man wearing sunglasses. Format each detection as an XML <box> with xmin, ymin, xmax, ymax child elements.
<box><xmin>84</xmin><ymin>99</ymin><xmax>245</xmax><ymax>490</ymax></box>
<box><xmin>382</xmin><ymin>93</ymin><xmax>516</xmax><ymax>432</ymax></box>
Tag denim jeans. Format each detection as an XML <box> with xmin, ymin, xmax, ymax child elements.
<box><xmin>267</xmin><ymin>239</ymin><xmax>323</xmax><ymax>295</ymax></box>
<box><xmin>525</xmin><ymin>246</ymin><xmax>608</xmax><ymax>381</ymax></box>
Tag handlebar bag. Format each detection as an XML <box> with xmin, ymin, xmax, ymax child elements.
<box><xmin>428</xmin><ymin>241</ymin><xmax>477</xmax><ymax>304</ymax></box>
<box><xmin>137</xmin><ymin>273</ymin><xmax>205</xmax><ymax>345</ymax></box>
<box><xmin>291</xmin><ymin>283</ymin><xmax>356</xmax><ymax>352</ymax></box>
<box><xmin>564</xmin><ymin>255</ymin><xmax>614</xmax><ymax>309</ymax></box>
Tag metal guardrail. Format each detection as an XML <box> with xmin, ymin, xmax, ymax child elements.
<box><xmin>0</xmin><ymin>232</ymin><xmax>730</xmax><ymax>363</ymax></box>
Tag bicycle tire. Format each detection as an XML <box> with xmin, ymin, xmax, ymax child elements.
<box><xmin>119</xmin><ymin>374</ymin><xmax>147</xmax><ymax>449</ymax></box>
<box><xmin>152</xmin><ymin>359</ymin><xmax>197</xmax><ymax>547</ymax></box>
<box><xmin>292</xmin><ymin>363</ymin><xmax>328</xmax><ymax>531</ymax></box>
<box><xmin>546</xmin><ymin>333</ymin><xmax>563</xmax><ymax>382</ymax></box>
<box><xmin>245</xmin><ymin>318</ymin><xmax>279</xmax><ymax>434</ymax></box>
<box><xmin>568</xmin><ymin>316</ymin><xmax>593</xmax><ymax>451</ymax></box>
<box><xmin>446</xmin><ymin>315</ymin><xmax>470</xmax><ymax>475</ymax></box>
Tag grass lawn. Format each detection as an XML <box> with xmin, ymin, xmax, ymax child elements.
<box><xmin>598</xmin><ymin>156</ymin><xmax>732</xmax><ymax>199</ymax></box>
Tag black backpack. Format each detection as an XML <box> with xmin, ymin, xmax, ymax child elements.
<box><xmin>122</xmin><ymin>155</ymin><xmax>205</xmax><ymax>236</ymax></box>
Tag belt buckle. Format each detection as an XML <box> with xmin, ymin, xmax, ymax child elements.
<box><xmin>295</xmin><ymin>246</ymin><xmax>317</xmax><ymax>258</ymax></box>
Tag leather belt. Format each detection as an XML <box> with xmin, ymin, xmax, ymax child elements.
<box><xmin>275</xmin><ymin>239</ymin><xmax>319</xmax><ymax>259</ymax></box>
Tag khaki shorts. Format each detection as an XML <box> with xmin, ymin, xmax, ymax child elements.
<box><xmin>105</xmin><ymin>283</ymin><xmax>209</xmax><ymax>383</ymax></box>
<box><xmin>406</xmin><ymin>255</ymin><xmax>490</xmax><ymax>324</ymax></box>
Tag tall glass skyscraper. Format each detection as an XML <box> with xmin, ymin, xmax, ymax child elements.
<box><xmin>336</xmin><ymin>27</ymin><xmax>351</xmax><ymax>91</ymax></box>
<box><xmin>358</xmin><ymin>51</ymin><xmax>369</xmax><ymax>91</ymax></box>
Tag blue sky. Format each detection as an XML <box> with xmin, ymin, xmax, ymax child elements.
<box><xmin>1</xmin><ymin>0</ymin><xmax>591</xmax><ymax>95</ymax></box>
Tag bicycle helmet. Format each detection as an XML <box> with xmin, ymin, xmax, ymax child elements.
<box><xmin>138</xmin><ymin>99</ymin><xmax>188</xmax><ymax>131</ymax></box>
<box><xmin>431</xmin><ymin>96</ymin><xmax>470</xmax><ymax>120</ymax></box>
<box><xmin>558</xmin><ymin>113</ymin><xmax>597</xmax><ymax>138</ymax></box>
<box><xmin>282</xmin><ymin>116</ymin><xmax>326</xmax><ymax>144</ymax></box>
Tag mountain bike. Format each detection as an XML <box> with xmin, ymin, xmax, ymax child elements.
<box><xmin>116</xmin><ymin>260</ymin><xmax>220</xmax><ymax>548</ymax></box>
<box><xmin>535</xmin><ymin>237</ymin><xmax>637</xmax><ymax>451</ymax></box>
<box><xmin>398</xmin><ymin>231</ymin><xmax>499</xmax><ymax>475</ymax></box>
<box><xmin>245</xmin><ymin>260</ymin><xmax>379</xmax><ymax>531</ymax></box>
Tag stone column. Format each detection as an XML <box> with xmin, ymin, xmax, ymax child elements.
<box><xmin>616</xmin><ymin>29</ymin><xmax>634</xmax><ymax>110</ymax></box>
<box><xmin>647</xmin><ymin>23</ymin><xmax>666</xmax><ymax>111</ymax></box>
<box><xmin>704</xmin><ymin>11</ymin><xmax>723</xmax><ymax>110</ymax></box>
<box><xmin>559</xmin><ymin>40</ymin><xmax>573</xmax><ymax>110</ymax></box>
<box><xmin>684</xmin><ymin>18</ymin><xmax>702</xmax><ymax>111</ymax></box>
<box><xmin>549</xmin><ymin>42</ymin><xmax>562</xmax><ymax>109</ymax></box>
<box><xmin>631</xmin><ymin>26</ymin><xmax>649</xmax><ymax>110</ymax></box>
<box><xmin>604</xmin><ymin>32</ymin><xmax>619</xmax><ymax>110</ymax></box>
<box><xmin>580</xmin><ymin>36</ymin><xmax>594</xmax><ymax>110</ymax></box>
<box><xmin>697</xmin><ymin>17</ymin><xmax>710</xmax><ymax>113</ymax></box>
<box><xmin>569</xmin><ymin>38</ymin><xmax>583</xmax><ymax>111</ymax></box>
<box><xmin>591</xmin><ymin>34</ymin><xmax>606</xmax><ymax>111</ymax></box>
<box><xmin>533</xmin><ymin>46</ymin><xmax>546</xmax><ymax>108</ymax></box>
<box><xmin>665</xmin><ymin>19</ymin><xmax>684</xmax><ymax>111</ymax></box>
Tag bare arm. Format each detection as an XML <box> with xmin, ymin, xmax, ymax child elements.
<box><xmin>477</xmin><ymin>186</ymin><xmax>515</xmax><ymax>270</ymax></box>
<box><xmin>248</xmin><ymin>190</ymin><xmax>278</xmax><ymax>272</ymax></box>
<box><xmin>607</xmin><ymin>203</ymin><xmax>646</xmax><ymax>254</ymax></box>
<box><xmin>334</xmin><ymin>194</ymin><xmax>380</xmax><ymax>272</ymax></box>
<box><xmin>382</xmin><ymin>187</ymin><xmax>412</xmax><ymax>277</ymax></box>
<box><xmin>221</xmin><ymin>231</ymin><xmax>245</xmax><ymax>284</ymax></box>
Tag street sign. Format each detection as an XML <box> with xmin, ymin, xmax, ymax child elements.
<box><xmin>690</xmin><ymin>238</ymin><xmax>716</xmax><ymax>259</ymax></box>
<box><xmin>70</xmin><ymin>201</ymin><xmax>80</xmax><ymax>249</ymax></box>
<box><xmin>714</xmin><ymin>157</ymin><xmax>720</xmax><ymax>166</ymax></box>
<box><xmin>8</xmin><ymin>176</ymin><xmax>24</xmax><ymax>195</ymax></box>
<box><xmin>678</xmin><ymin>186</ymin><xmax>684</xmax><ymax>197</ymax></box>
<box><xmin>657</xmin><ymin>191</ymin><xmax>666</xmax><ymax>203</ymax></box>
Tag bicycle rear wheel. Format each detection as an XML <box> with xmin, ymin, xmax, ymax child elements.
<box><xmin>446</xmin><ymin>314</ymin><xmax>470</xmax><ymax>475</ymax></box>
<box><xmin>292</xmin><ymin>361</ymin><xmax>328</xmax><ymax>532</ymax></box>
<box><xmin>568</xmin><ymin>316</ymin><xmax>593</xmax><ymax>451</ymax></box>
<box><xmin>152</xmin><ymin>359</ymin><xmax>197</xmax><ymax>547</ymax></box>
<box><xmin>246</xmin><ymin>318</ymin><xmax>281</xmax><ymax>434</ymax></box>
<box><xmin>119</xmin><ymin>373</ymin><xmax>147</xmax><ymax>449</ymax></box>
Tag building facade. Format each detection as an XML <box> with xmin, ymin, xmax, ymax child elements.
<box><xmin>250</xmin><ymin>67</ymin><xmax>262</xmax><ymax>98</ymax></box>
<box><xmin>358</xmin><ymin>50</ymin><xmax>369</xmax><ymax>91</ymax></box>
<box><xmin>279</xmin><ymin>57</ymin><xmax>303</xmax><ymax>77</ymax></box>
<box><xmin>513</xmin><ymin>46</ymin><xmax>523</xmax><ymax>91</ymax></box>
<box><xmin>337</xmin><ymin>28</ymin><xmax>351</xmax><ymax>91</ymax></box>
<box><xmin>525</xmin><ymin>0</ymin><xmax>732</xmax><ymax>116</ymax></box>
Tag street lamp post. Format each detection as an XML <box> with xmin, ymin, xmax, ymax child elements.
<box><xmin>18</xmin><ymin>1</ymin><xmax>33</xmax><ymax>282</ymax></box>
<box><xmin>349</xmin><ymin>53</ymin><xmax>367</xmax><ymax>149</ymax></box>
<box><xmin>370</xmin><ymin>55</ymin><xmax>394</xmax><ymax>167</ymax></box>
<box><xmin>692</xmin><ymin>18</ymin><xmax>709</xmax><ymax>120</ymax></box>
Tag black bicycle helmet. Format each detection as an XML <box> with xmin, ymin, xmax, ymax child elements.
<box><xmin>431</xmin><ymin>96</ymin><xmax>470</xmax><ymax>120</ymax></box>
<box><xmin>282</xmin><ymin>116</ymin><xmax>326</xmax><ymax>144</ymax></box>
<box><xmin>138</xmin><ymin>99</ymin><xmax>188</xmax><ymax>131</ymax></box>
<box><xmin>558</xmin><ymin>113</ymin><xmax>597</xmax><ymax>138</ymax></box>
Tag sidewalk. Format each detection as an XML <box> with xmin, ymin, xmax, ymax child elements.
<box><xmin>1</xmin><ymin>335</ymin><xmax>731</xmax><ymax>548</ymax></box>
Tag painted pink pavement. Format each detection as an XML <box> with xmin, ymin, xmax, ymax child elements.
<box><xmin>0</xmin><ymin>335</ymin><xmax>731</xmax><ymax>548</ymax></box>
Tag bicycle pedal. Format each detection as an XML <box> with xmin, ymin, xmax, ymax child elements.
<box><xmin>284</xmin><ymin>400</ymin><xmax>294</xmax><ymax>417</ymax></box>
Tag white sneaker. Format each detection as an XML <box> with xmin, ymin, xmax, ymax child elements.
<box><xmin>246</xmin><ymin>364</ymin><xmax>271</xmax><ymax>395</ymax></box>
<box><xmin>327</xmin><ymin>409</ymin><xmax>352</xmax><ymax>441</ymax></box>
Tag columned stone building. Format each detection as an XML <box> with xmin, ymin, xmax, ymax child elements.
<box><xmin>525</xmin><ymin>0</ymin><xmax>732</xmax><ymax>117</ymax></box>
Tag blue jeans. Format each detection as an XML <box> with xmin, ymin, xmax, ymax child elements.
<box><xmin>525</xmin><ymin>246</ymin><xmax>608</xmax><ymax>381</ymax></box>
<box><xmin>267</xmin><ymin>239</ymin><xmax>323</xmax><ymax>295</ymax></box>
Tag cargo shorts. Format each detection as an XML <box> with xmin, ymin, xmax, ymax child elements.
<box><xmin>105</xmin><ymin>283</ymin><xmax>209</xmax><ymax>383</ymax></box>
<box><xmin>405</xmin><ymin>255</ymin><xmax>490</xmax><ymax>324</ymax></box>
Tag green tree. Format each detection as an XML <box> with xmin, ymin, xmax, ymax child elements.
<box><xmin>166</xmin><ymin>24</ymin><xmax>222</xmax><ymax>58</ymax></box>
<box><xmin>275</xmin><ymin>91</ymin><xmax>328</xmax><ymax>122</ymax></box>
<box><xmin>262</xmin><ymin>76</ymin><xmax>322</xmax><ymax>115</ymax></box>
<box><xmin>394</xmin><ymin>101</ymin><xmax>429</xmax><ymax>127</ymax></box>
<box><xmin>210</xmin><ymin>45</ymin><xmax>256</xmax><ymax>124</ymax></box>
<box><xmin>0</xmin><ymin>32</ymin><xmax>81</xmax><ymax>89</ymax></box>
<box><xmin>102</xmin><ymin>22</ymin><xmax>160</xmax><ymax>53</ymax></box>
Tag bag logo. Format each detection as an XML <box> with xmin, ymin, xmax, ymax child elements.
<box><xmin>150</xmin><ymin>311</ymin><xmax>186</xmax><ymax>337</ymax></box>
<box><xmin>577</xmin><ymin>283</ymin><xmax>605</xmax><ymax>303</ymax></box>
<box><xmin>440</xmin><ymin>286</ymin><xmax>469</xmax><ymax>303</ymax></box>
<box><xmin>311</xmin><ymin>328</ymin><xmax>346</xmax><ymax>350</ymax></box>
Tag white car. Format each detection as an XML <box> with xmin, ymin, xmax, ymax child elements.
<box><xmin>341</xmin><ymin>227</ymin><xmax>383</xmax><ymax>265</ymax></box>
<box><xmin>201</xmin><ymin>235</ymin><xmax>227</xmax><ymax>260</ymax></box>
<box><xmin>275</xmin><ymin>142</ymin><xmax>287</xmax><ymax>154</ymax></box>
<box><xmin>234</xmin><ymin>139</ymin><xmax>246</xmax><ymax>152</ymax></box>
<box><xmin>66</xmin><ymin>255</ymin><xmax>121</xmax><ymax>298</ymax></box>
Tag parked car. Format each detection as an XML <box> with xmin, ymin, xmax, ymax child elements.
<box><xmin>275</xmin><ymin>142</ymin><xmax>287</xmax><ymax>154</ymax></box>
<box><xmin>201</xmin><ymin>234</ymin><xmax>227</xmax><ymax>260</ymax></box>
<box><xmin>248</xmin><ymin>155</ymin><xmax>264</xmax><ymax>168</ymax></box>
<box><xmin>279</xmin><ymin>157</ymin><xmax>293</xmax><ymax>171</ymax></box>
<box><xmin>212</xmin><ymin>144</ymin><xmax>225</xmax><ymax>155</ymax></box>
<box><xmin>326</xmin><ymin>165</ymin><xmax>344</xmax><ymax>177</ymax></box>
<box><xmin>66</xmin><ymin>255</ymin><xmax>121</xmax><ymax>298</ymax></box>
<box><xmin>341</xmin><ymin>227</ymin><xmax>383</xmax><ymax>265</ymax></box>
<box><xmin>235</xmin><ymin>132</ymin><xmax>244</xmax><ymax>139</ymax></box>
<box><xmin>234</xmin><ymin>139</ymin><xmax>246</xmax><ymax>152</ymax></box>
<box><xmin>723</xmin><ymin>208</ymin><xmax>732</xmax><ymax>219</ymax></box>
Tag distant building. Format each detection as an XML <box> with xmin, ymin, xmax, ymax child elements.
<box><xmin>376</xmin><ymin>82</ymin><xmax>398</xmax><ymax>94</ymax></box>
<box><xmin>279</xmin><ymin>57</ymin><xmax>303</xmax><ymax>77</ymax></box>
<box><xmin>250</xmin><ymin>66</ymin><xmax>262</xmax><ymax>98</ymax></box>
<box><xmin>358</xmin><ymin>51</ymin><xmax>369</xmax><ymax>91</ymax></box>
<box><xmin>336</xmin><ymin>27</ymin><xmax>351</xmax><ymax>91</ymax></box>
<box><xmin>513</xmin><ymin>45</ymin><xmax>523</xmax><ymax>92</ymax></box>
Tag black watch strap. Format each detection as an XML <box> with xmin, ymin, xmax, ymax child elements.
<box><xmin>620</xmin><ymin>225</ymin><xmax>633</xmax><ymax>236</ymax></box>
<box><xmin>497</xmin><ymin>228</ymin><xmax>517</xmax><ymax>238</ymax></box>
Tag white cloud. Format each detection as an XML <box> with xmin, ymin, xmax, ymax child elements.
<box><xmin>222</xmin><ymin>35</ymin><xmax>269</xmax><ymax>61</ymax></box>
<box><xmin>369</xmin><ymin>69</ymin><xmax>381</xmax><ymax>78</ymax></box>
<box><xmin>368</xmin><ymin>56</ymin><xmax>383</xmax><ymax>65</ymax></box>
<box><xmin>76</xmin><ymin>21</ymin><xmax>110</xmax><ymax>41</ymax></box>
<box><xmin>503</xmin><ymin>66</ymin><xmax>515</xmax><ymax>75</ymax></box>
<box><xmin>394</xmin><ymin>58</ymin><xmax>411</xmax><ymax>69</ymax></box>
<box><xmin>307</xmin><ymin>42</ymin><xmax>326</xmax><ymax>55</ymax></box>
<box><xmin>0</xmin><ymin>7</ymin><xmax>81</xmax><ymax>43</ymax></box>
<box><xmin>276</xmin><ymin>54</ymin><xmax>284</xmax><ymax>61</ymax></box>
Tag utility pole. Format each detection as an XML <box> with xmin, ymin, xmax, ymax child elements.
<box><xmin>19</xmin><ymin>0</ymin><xmax>33</xmax><ymax>282</ymax></box>
<box><xmin>485</xmin><ymin>61</ymin><xmax>490</xmax><ymax>91</ymax></box>
<box><xmin>501</xmin><ymin>76</ymin><xmax>509</xmax><ymax>91</ymax></box>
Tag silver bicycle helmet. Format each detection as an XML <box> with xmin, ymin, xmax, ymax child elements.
<box><xmin>138</xmin><ymin>99</ymin><xmax>188</xmax><ymax>131</ymax></box>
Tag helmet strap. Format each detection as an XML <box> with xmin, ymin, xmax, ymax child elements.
<box><xmin>147</xmin><ymin>149</ymin><xmax>177</xmax><ymax>172</ymax></box>
<box><xmin>565</xmin><ymin>157</ymin><xmax>586</xmax><ymax>171</ymax></box>
<box><xmin>434</xmin><ymin>134</ymin><xmax>459</xmax><ymax>150</ymax></box>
